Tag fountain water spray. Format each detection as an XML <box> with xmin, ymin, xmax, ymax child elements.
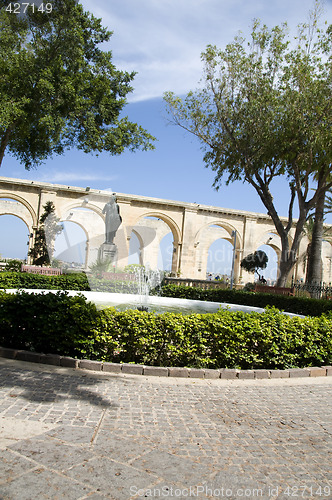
<box><xmin>135</xmin><ymin>265</ymin><xmax>163</xmax><ymax>311</ymax></box>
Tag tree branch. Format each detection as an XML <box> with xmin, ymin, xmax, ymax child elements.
<box><xmin>285</xmin><ymin>183</ymin><xmax>296</xmax><ymax>233</ymax></box>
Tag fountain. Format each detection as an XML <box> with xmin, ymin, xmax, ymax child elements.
<box><xmin>5</xmin><ymin>283</ymin><xmax>304</xmax><ymax>318</ymax></box>
<box><xmin>134</xmin><ymin>265</ymin><xmax>163</xmax><ymax>312</ymax></box>
<box><xmin>31</xmin><ymin>193</ymin><xmax>304</xmax><ymax>317</ymax></box>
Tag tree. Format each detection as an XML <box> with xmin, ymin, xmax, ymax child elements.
<box><xmin>305</xmin><ymin>187</ymin><xmax>332</xmax><ymax>285</ymax></box>
<box><xmin>5</xmin><ymin>259</ymin><xmax>22</xmax><ymax>272</ymax></box>
<box><xmin>28</xmin><ymin>201</ymin><xmax>62</xmax><ymax>265</ymax></box>
<box><xmin>240</xmin><ymin>250</ymin><xmax>268</xmax><ymax>281</ymax></box>
<box><xmin>0</xmin><ymin>0</ymin><xmax>155</xmax><ymax>169</ymax></box>
<box><xmin>164</xmin><ymin>4</ymin><xmax>332</xmax><ymax>287</ymax></box>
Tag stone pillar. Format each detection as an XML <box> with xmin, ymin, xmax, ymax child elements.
<box><xmin>240</xmin><ymin>216</ymin><xmax>257</xmax><ymax>284</ymax></box>
<box><xmin>177</xmin><ymin>208</ymin><xmax>198</xmax><ymax>278</ymax></box>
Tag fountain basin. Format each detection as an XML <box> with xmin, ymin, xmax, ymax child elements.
<box><xmin>3</xmin><ymin>289</ymin><xmax>305</xmax><ymax>318</ymax></box>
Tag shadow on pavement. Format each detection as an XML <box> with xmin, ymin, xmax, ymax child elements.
<box><xmin>0</xmin><ymin>361</ymin><xmax>119</xmax><ymax>409</ymax></box>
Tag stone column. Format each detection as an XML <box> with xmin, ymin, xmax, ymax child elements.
<box><xmin>178</xmin><ymin>207</ymin><xmax>199</xmax><ymax>278</ymax></box>
<box><xmin>240</xmin><ymin>216</ymin><xmax>257</xmax><ymax>284</ymax></box>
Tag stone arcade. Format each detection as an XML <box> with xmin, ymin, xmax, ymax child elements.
<box><xmin>1</xmin><ymin>176</ymin><xmax>331</xmax><ymax>284</ymax></box>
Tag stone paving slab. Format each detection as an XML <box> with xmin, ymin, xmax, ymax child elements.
<box><xmin>0</xmin><ymin>358</ymin><xmax>332</xmax><ymax>500</ymax></box>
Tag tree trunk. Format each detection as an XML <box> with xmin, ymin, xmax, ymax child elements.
<box><xmin>306</xmin><ymin>188</ymin><xmax>326</xmax><ymax>288</ymax></box>
<box><xmin>0</xmin><ymin>128</ymin><xmax>12</xmax><ymax>167</ymax></box>
<box><xmin>276</xmin><ymin>245</ymin><xmax>296</xmax><ymax>287</ymax></box>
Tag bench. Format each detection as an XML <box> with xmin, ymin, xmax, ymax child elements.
<box><xmin>21</xmin><ymin>265</ymin><xmax>62</xmax><ymax>276</ymax></box>
<box><xmin>254</xmin><ymin>284</ymin><xmax>294</xmax><ymax>296</ymax></box>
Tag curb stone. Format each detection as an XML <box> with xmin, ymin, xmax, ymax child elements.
<box><xmin>203</xmin><ymin>369</ymin><xmax>220</xmax><ymax>379</ymax></box>
<box><xmin>102</xmin><ymin>362</ymin><xmax>122</xmax><ymax>373</ymax></box>
<box><xmin>15</xmin><ymin>350</ymin><xmax>42</xmax><ymax>363</ymax></box>
<box><xmin>60</xmin><ymin>356</ymin><xmax>79</xmax><ymax>369</ymax></box>
<box><xmin>0</xmin><ymin>347</ymin><xmax>18</xmax><ymax>359</ymax></box>
<box><xmin>270</xmin><ymin>369</ymin><xmax>290</xmax><ymax>378</ymax></box>
<box><xmin>168</xmin><ymin>367</ymin><xmax>190</xmax><ymax>378</ymax></box>
<box><xmin>143</xmin><ymin>366</ymin><xmax>169</xmax><ymax>377</ymax></box>
<box><xmin>79</xmin><ymin>359</ymin><xmax>102</xmax><ymax>371</ymax></box>
<box><xmin>0</xmin><ymin>346</ymin><xmax>330</xmax><ymax>380</ymax></box>
<box><xmin>121</xmin><ymin>363</ymin><xmax>145</xmax><ymax>375</ymax></box>
<box><xmin>309</xmin><ymin>367</ymin><xmax>326</xmax><ymax>377</ymax></box>
<box><xmin>254</xmin><ymin>369</ymin><xmax>271</xmax><ymax>379</ymax></box>
<box><xmin>237</xmin><ymin>370</ymin><xmax>255</xmax><ymax>380</ymax></box>
<box><xmin>220</xmin><ymin>369</ymin><xmax>239</xmax><ymax>379</ymax></box>
<box><xmin>40</xmin><ymin>353</ymin><xmax>62</xmax><ymax>366</ymax></box>
<box><xmin>322</xmin><ymin>365</ymin><xmax>332</xmax><ymax>376</ymax></box>
<box><xmin>289</xmin><ymin>368</ymin><xmax>310</xmax><ymax>378</ymax></box>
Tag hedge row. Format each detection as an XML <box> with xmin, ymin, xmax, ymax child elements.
<box><xmin>0</xmin><ymin>272</ymin><xmax>90</xmax><ymax>290</ymax></box>
<box><xmin>1</xmin><ymin>290</ymin><xmax>331</xmax><ymax>370</ymax></box>
<box><xmin>0</xmin><ymin>272</ymin><xmax>140</xmax><ymax>294</ymax></box>
<box><xmin>159</xmin><ymin>285</ymin><xmax>332</xmax><ymax>317</ymax></box>
<box><xmin>1</xmin><ymin>273</ymin><xmax>332</xmax><ymax>317</ymax></box>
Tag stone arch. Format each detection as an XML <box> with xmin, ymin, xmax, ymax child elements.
<box><xmin>0</xmin><ymin>196</ymin><xmax>37</xmax><ymax>261</ymax></box>
<box><xmin>131</xmin><ymin>212</ymin><xmax>181</xmax><ymax>245</ymax></box>
<box><xmin>0</xmin><ymin>193</ymin><xmax>37</xmax><ymax>228</ymax></box>
<box><xmin>59</xmin><ymin>201</ymin><xmax>104</xmax><ymax>219</ymax></box>
<box><xmin>128</xmin><ymin>229</ymin><xmax>144</xmax><ymax>266</ymax></box>
<box><xmin>129</xmin><ymin>212</ymin><xmax>181</xmax><ymax>272</ymax></box>
<box><xmin>0</xmin><ymin>213</ymin><xmax>30</xmax><ymax>260</ymax></box>
<box><xmin>320</xmin><ymin>239</ymin><xmax>332</xmax><ymax>284</ymax></box>
<box><xmin>54</xmin><ymin>219</ymin><xmax>89</xmax><ymax>269</ymax></box>
<box><xmin>194</xmin><ymin>221</ymin><xmax>242</xmax><ymax>246</ymax></box>
<box><xmin>58</xmin><ymin>204</ymin><xmax>105</xmax><ymax>269</ymax></box>
<box><xmin>256</xmin><ymin>231</ymin><xmax>282</xmax><ymax>258</ymax></box>
<box><xmin>254</xmin><ymin>231</ymin><xmax>284</xmax><ymax>283</ymax></box>
<box><xmin>194</xmin><ymin>221</ymin><xmax>242</xmax><ymax>281</ymax></box>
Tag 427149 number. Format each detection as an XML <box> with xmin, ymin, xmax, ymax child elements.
<box><xmin>5</xmin><ymin>3</ymin><xmax>53</xmax><ymax>14</ymax></box>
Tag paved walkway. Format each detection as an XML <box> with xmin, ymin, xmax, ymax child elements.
<box><xmin>0</xmin><ymin>358</ymin><xmax>331</xmax><ymax>500</ymax></box>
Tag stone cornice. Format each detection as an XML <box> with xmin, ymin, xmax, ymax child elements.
<box><xmin>1</xmin><ymin>175</ymin><xmax>331</xmax><ymax>229</ymax></box>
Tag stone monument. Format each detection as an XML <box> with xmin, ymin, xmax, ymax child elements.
<box><xmin>99</xmin><ymin>194</ymin><xmax>122</xmax><ymax>265</ymax></box>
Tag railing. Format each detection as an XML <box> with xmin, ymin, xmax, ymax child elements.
<box><xmin>292</xmin><ymin>281</ymin><xmax>332</xmax><ymax>300</ymax></box>
<box><xmin>163</xmin><ymin>277</ymin><xmax>229</xmax><ymax>290</ymax></box>
<box><xmin>254</xmin><ymin>284</ymin><xmax>295</xmax><ymax>296</ymax></box>
<box><xmin>21</xmin><ymin>265</ymin><xmax>62</xmax><ymax>276</ymax></box>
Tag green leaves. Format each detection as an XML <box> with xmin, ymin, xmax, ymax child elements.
<box><xmin>164</xmin><ymin>8</ymin><xmax>332</xmax><ymax>287</ymax></box>
<box><xmin>0</xmin><ymin>0</ymin><xmax>155</xmax><ymax>169</ymax></box>
<box><xmin>240</xmin><ymin>250</ymin><xmax>268</xmax><ymax>276</ymax></box>
<box><xmin>1</xmin><ymin>290</ymin><xmax>332</xmax><ymax>369</ymax></box>
<box><xmin>28</xmin><ymin>201</ymin><xmax>62</xmax><ymax>265</ymax></box>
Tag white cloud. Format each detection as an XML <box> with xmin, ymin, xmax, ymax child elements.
<box><xmin>81</xmin><ymin>0</ymin><xmax>332</xmax><ymax>101</ymax></box>
<box><xmin>6</xmin><ymin>169</ymin><xmax>118</xmax><ymax>184</ymax></box>
<box><xmin>41</xmin><ymin>172</ymin><xmax>118</xmax><ymax>183</ymax></box>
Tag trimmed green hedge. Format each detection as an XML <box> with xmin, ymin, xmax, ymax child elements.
<box><xmin>1</xmin><ymin>273</ymin><xmax>332</xmax><ymax>317</ymax></box>
<box><xmin>0</xmin><ymin>272</ymin><xmax>139</xmax><ymax>294</ymax></box>
<box><xmin>1</xmin><ymin>290</ymin><xmax>331</xmax><ymax>370</ymax></box>
<box><xmin>0</xmin><ymin>272</ymin><xmax>90</xmax><ymax>290</ymax></box>
<box><xmin>159</xmin><ymin>285</ymin><xmax>332</xmax><ymax>317</ymax></box>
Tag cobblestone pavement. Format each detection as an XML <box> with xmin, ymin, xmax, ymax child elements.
<box><xmin>0</xmin><ymin>358</ymin><xmax>332</xmax><ymax>500</ymax></box>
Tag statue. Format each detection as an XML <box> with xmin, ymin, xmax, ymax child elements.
<box><xmin>102</xmin><ymin>194</ymin><xmax>122</xmax><ymax>244</ymax></box>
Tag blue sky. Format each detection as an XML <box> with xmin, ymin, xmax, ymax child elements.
<box><xmin>1</xmin><ymin>0</ymin><xmax>331</xmax><ymax>278</ymax></box>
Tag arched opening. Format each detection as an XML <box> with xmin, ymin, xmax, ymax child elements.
<box><xmin>128</xmin><ymin>230</ymin><xmax>143</xmax><ymax>266</ymax></box>
<box><xmin>256</xmin><ymin>244</ymin><xmax>278</xmax><ymax>284</ymax></box>
<box><xmin>59</xmin><ymin>205</ymin><xmax>106</xmax><ymax>270</ymax></box>
<box><xmin>322</xmin><ymin>240</ymin><xmax>332</xmax><ymax>284</ymax></box>
<box><xmin>54</xmin><ymin>221</ymin><xmax>87</xmax><ymax>269</ymax></box>
<box><xmin>207</xmin><ymin>238</ymin><xmax>233</xmax><ymax>279</ymax></box>
<box><xmin>196</xmin><ymin>224</ymin><xmax>237</xmax><ymax>280</ymax></box>
<box><xmin>0</xmin><ymin>214</ymin><xmax>29</xmax><ymax>260</ymax></box>
<box><xmin>128</xmin><ymin>216</ymin><xmax>174</xmax><ymax>271</ymax></box>
<box><xmin>158</xmin><ymin>232</ymin><xmax>174</xmax><ymax>272</ymax></box>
